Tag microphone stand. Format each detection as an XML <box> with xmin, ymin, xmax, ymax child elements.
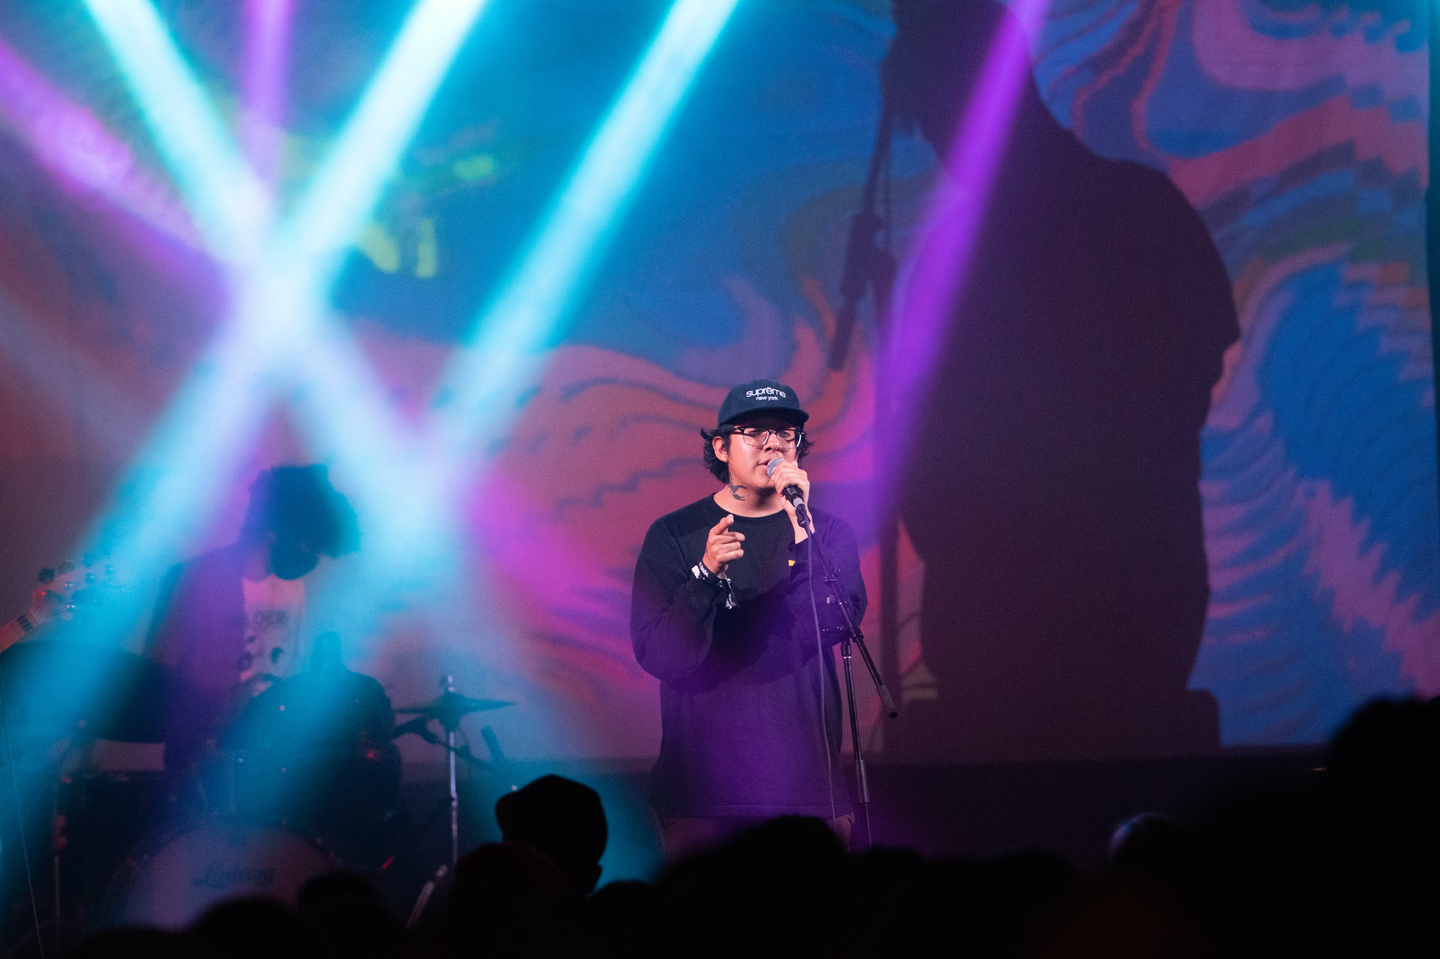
<box><xmin>801</xmin><ymin>514</ymin><xmax>898</xmax><ymax>849</ymax></box>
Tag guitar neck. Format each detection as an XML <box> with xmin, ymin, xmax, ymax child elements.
<box><xmin>0</xmin><ymin>607</ymin><xmax>44</xmax><ymax>655</ymax></box>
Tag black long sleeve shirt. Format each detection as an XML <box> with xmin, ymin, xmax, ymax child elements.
<box><xmin>631</xmin><ymin>496</ymin><xmax>866</xmax><ymax>819</ymax></box>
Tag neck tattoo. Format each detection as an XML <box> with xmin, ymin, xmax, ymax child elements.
<box><xmin>727</xmin><ymin>483</ymin><xmax>747</xmax><ymax>501</ymax></box>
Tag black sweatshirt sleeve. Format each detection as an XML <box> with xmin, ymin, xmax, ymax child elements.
<box><xmin>630</xmin><ymin>517</ymin><xmax>728</xmax><ymax>682</ymax></box>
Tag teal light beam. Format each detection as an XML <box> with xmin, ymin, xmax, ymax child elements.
<box><xmin>434</xmin><ymin>0</ymin><xmax>742</xmax><ymax>460</ymax></box>
<box><xmin>73</xmin><ymin>0</ymin><xmax>489</xmax><ymax>646</ymax></box>
<box><xmin>278</xmin><ymin>0</ymin><xmax>490</xmax><ymax>271</ymax></box>
<box><xmin>263</xmin><ymin>0</ymin><xmax>494</xmax><ymax>576</ymax></box>
<box><xmin>323</xmin><ymin>0</ymin><xmax>743</xmax><ymax>659</ymax></box>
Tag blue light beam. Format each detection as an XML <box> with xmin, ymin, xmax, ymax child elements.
<box><xmin>265</xmin><ymin>0</ymin><xmax>495</xmax><ymax>581</ymax></box>
<box><xmin>278</xmin><ymin>0</ymin><xmax>492</xmax><ymax>273</ymax></box>
<box><xmin>433</xmin><ymin>0</ymin><xmax>742</xmax><ymax>460</ymax></box>
<box><xmin>72</xmin><ymin>0</ymin><xmax>491</xmax><ymax>649</ymax></box>
<box><xmin>317</xmin><ymin>0</ymin><xmax>743</xmax><ymax>707</ymax></box>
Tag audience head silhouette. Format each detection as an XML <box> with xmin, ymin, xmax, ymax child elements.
<box><xmin>495</xmin><ymin>774</ymin><xmax>609</xmax><ymax>896</ymax></box>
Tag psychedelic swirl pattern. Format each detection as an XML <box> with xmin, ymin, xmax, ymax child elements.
<box><xmin>1031</xmin><ymin>0</ymin><xmax>1435</xmax><ymax>743</ymax></box>
<box><xmin>0</xmin><ymin>0</ymin><xmax>1432</xmax><ymax>758</ymax></box>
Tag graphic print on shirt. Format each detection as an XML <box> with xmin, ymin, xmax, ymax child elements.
<box><xmin>239</xmin><ymin>575</ymin><xmax>306</xmax><ymax>695</ymax></box>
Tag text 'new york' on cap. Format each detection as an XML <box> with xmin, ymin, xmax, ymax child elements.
<box><xmin>717</xmin><ymin>379</ymin><xmax>809</xmax><ymax>428</ymax></box>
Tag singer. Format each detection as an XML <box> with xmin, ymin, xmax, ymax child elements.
<box><xmin>630</xmin><ymin>378</ymin><xmax>867</xmax><ymax>859</ymax></box>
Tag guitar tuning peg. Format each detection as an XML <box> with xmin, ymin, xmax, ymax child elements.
<box><xmin>38</xmin><ymin>568</ymin><xmax>55</xmax><ymax>584</ymax></box>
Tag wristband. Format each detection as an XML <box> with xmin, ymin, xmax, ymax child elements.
<box><xmin>691</xmin><ymin>560</ymin><xmax>737</xmax><ymax>609</ymax></box>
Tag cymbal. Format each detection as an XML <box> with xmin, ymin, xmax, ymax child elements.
<box><xmin>0</xmin><ymin>640</ymin><xmax>184</xmax><ymax>743</ymax></box>
<box><xmin>394</xmin><ymin>690</ymin><xmax>513</xmax><ymax>727</ymax></box>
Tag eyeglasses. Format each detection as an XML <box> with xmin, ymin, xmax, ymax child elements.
<box><xmin>731</xmin><ymin>427</ymin><xmax>803</xmax><ymax>450</ymax></box>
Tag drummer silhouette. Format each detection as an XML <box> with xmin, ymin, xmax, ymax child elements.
<box><xmin>145</xmin><ymin>465</ymin><xmax>360</xmax><ymax>783</ymax></box>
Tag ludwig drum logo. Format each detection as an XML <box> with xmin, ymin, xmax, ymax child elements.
<box><xmin>193</xmin><ymin>860</ymin><xmax>277</xmax><ymax>890</ymax></box>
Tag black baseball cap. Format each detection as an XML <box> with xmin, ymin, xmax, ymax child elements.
<box><xmin>717</xmin><ymin>378</ymin><xmax>809</xmax><ymax>428</ymax></box>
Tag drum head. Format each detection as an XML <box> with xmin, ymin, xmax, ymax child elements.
<box><xmin>226</xmin><ymin>669</ymin><xmax>402</xmax><ymax>828</ymax></box>
<box><xmin>116</xmin><ymin>820</ymin><xmax>336</xmax><ymax>929</ymax></box>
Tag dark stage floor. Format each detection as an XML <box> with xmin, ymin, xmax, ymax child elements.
<box><xmin>410</xmin><ymin>748</ymin><xmax>1325</xmax><ymax>884</ymax></box>
<box><xmin>0</xmin><ymin>747</ymin><xmax>1329</xmax><ymax>950</ymax></box>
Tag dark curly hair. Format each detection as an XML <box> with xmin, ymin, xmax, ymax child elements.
<box><xmin>701</xmin><ymin>426</ymin><xmax>812</xmax><ymax>484</ymax></box>
<box><xmin>239</xmin><ymin>464</ymin><xmax>360</xmax><ymax>556</ymax></box>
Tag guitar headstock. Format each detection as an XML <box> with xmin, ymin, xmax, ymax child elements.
<box><xmin>29</xmin><ymin>556</ymin><xmax>118</xmax><ymax>623</ymax></box>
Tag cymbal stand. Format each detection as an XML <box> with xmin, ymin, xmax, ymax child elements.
<box><xmin>389</xmin><ymin>679</ymin><xmax>513</xmax><ymax>884</ymax></box>
<box><xmin>440</xmin><ymin>676</ymin><xmax>460</xmax><ymax>869</ymax></box>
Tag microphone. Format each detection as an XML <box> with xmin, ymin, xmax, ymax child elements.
<box><xmin>767</xmin><ymin>457</ymin><xmax>812</xmax><ymax>529</ymax></box>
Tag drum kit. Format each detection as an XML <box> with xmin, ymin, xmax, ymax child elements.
<box><xmin>0</xmin><ymin>639</ymin><xmax>514</xmax><ymax>948</ymax></box>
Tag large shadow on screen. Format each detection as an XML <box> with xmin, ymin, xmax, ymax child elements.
<box><xmin>886</xmin><ymin>0</ymin><xmax>1238</xmax><ymax>761</ymax></box>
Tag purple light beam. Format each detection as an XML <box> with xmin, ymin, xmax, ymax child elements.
<box><xmin>881</xmin><ymin>0</ymin><xmax>1050</xmax><ymax>504</ymax></box>
<box><xmin>0</xmin><ymin>33</ymin><xmax>199</xmax><ymax>247</ymax></box>
<box><xmin>241</xmin><ymin>0</ymin><xmax>293</xmax><ymax>190</ymax></box>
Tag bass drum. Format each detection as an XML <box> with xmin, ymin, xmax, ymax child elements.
<box><xmin>111</xmin><ymin>820</ymin><xmax>337</xmax><ymax>930</ymax></box>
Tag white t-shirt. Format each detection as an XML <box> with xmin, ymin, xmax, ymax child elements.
<box><xmin>239</xmin><ymin>574</ymin><xmax>306</xmax><ymax>695</ymax></box>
